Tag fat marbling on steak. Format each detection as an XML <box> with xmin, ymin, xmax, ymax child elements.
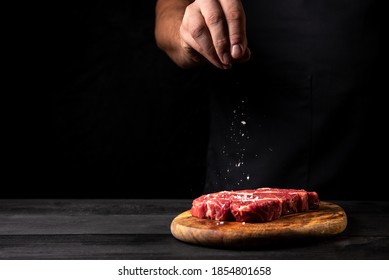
<box><xmin>190</xmin><ymin>188</ymin><xmax>320</xmax><ymax>223</ymax></box>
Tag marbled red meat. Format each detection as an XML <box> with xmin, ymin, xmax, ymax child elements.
<box><xmin>190</xmin><ymin>188</ymin><xmax>320</xmax><ymax>223</ymax></box>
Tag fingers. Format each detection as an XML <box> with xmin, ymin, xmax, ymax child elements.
<box><xmin>181</xmin><ymin>3</ymin><xmax>228</xmax><ymax>69</ymax></box>
<box><xmin>197</xmin><ymin>0</ymin><xmax>232</xmax><ymax>66</ymax></box>
<box><xmin>218</xmin><ymin>0</ymin><xmax>247</xmax><ymax>60</ymax></box>
<box><xmin>180</xmin><ymin>0</ymin><xmax>249</xmax><ymax>69</ymax></box>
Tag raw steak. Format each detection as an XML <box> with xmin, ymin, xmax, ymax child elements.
<box><xmin>190</xmin><ymin>188</ymin><xmax>320</xmax><ymax>223</ymax></box>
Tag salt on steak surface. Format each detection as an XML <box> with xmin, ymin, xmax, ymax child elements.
<box><xmin>190</xmin><ymin>188</ymin><xmax>320</xmax><ymax>223</ymax></box>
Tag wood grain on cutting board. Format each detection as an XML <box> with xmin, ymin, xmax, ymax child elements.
<box><xmin>170</xmin><ymin>201</ymin><xmax>347</xmax><ymax>248</ymax></box>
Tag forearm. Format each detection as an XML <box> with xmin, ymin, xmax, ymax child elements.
<box><xmin>155</xmin><ymin>0</ymin><xmax>195</xmax><ymax>68</ymax></box>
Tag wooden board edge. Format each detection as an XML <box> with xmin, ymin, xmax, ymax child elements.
<box><xmin>170</xmin><ymin>201</ymin><xmax>348</xmax><ymax>249</ymax></box>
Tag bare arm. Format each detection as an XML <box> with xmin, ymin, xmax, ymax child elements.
<box><xmin>155</xmin><ymin>0</ymin><xmax>250</xmax><ymax>70</ymax></box>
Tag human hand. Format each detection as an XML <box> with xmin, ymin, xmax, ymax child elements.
<box><xmin>180</xmin><ymin>0</ymin><xmax>251</xmax><ymax>69</ymax></box>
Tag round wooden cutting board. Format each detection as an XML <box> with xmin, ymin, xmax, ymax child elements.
<box><xmin>170</xmin><ymin>201</ymin><xmax>347</xmax><ymax>249</ymax></box>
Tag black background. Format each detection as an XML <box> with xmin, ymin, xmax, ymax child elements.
<box><xmin>7</xmin><ymin>2</ymin><xmax>386</xmax><ymax>200</ymax></box>
<box><xmin>19</xmin><ymin>2</ymin><xmax>209</xmax><ymax>198</ymax></box>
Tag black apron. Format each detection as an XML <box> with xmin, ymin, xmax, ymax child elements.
<box><xmin>203</xmin><ymin>0</ymin><xmax>386</xmax><ymax>200</ymax></box>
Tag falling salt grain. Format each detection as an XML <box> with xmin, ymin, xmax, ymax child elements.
<box><xmin>241</xmin><ymin>121</ymin><xmax>246</xmax><ymax>125</ymax></box>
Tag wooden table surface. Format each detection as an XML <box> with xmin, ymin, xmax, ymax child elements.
<box><xmin>0</xmin><ymin>199</ymin><xmax>388</xmax><ymax>259</ymax></box>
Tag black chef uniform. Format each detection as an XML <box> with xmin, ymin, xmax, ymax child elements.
<box><xmin>203</xmin><ymin>0</ymin><xmax>386</xmax><ymax>200</ymax></box>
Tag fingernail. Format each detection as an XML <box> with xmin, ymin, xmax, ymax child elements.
<box><xmin>231</xmin><ymin>44</ymin><xmax>243</xmax><ymax>59</ymax></box>
<box><xmin>223</xmin><ymin>52</ymin><xmax>231</xmax><ymax>65</ymax></box>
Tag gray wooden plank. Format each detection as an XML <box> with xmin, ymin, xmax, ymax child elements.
<box><xmin>0</xmin><ymin>200</ymin><xmax>388</xmax><ymax>236</ymax></box>
<box><xmin>0</xmin><ymin>214</ymin><xmax>175</xmax><ymax>235</ymax></box>
<box><xmin>0</xmin><ymin>200</ymin><xmax>387</xmax><ymax>215</ymax></box>
<box><xmin>0</xmin><ymin>199</ymin><xmax>192</xmax><ymax>215</ymax></box>
<box><xmin>0</xmin><ymin>234</ymin><xmax>388</xmax><ymax>260</ymax></box>
<box><xmin>1</xmin><ymin>213</ymin><xmax>388</xmax><ymax>236</ymax></box>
